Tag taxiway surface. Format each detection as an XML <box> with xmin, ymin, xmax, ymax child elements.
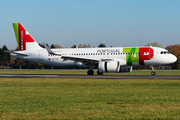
<box><xmin>0</xmin><ymin>74</ymin><xmax>180</xmax><ymax>79</ymax></box>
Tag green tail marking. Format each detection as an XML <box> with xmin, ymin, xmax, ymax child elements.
<box><xmin>12</xmin><ymin>23</ymin><xmax>19</xmax><ymax>49</ymax></box>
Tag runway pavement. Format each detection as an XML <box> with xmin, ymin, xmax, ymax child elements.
<box><xmin>0</xmin><ymin>74</ymin><xmax>180</xmax><ymax>79</ymax></box>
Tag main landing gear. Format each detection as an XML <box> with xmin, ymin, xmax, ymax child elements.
<box><xmin>87</xmin><ymin>70</ymin><xmax>103</xmax><ymax>75</ymax></box>
<box><xmin>151</xmin><ymin>66</ymin><xmax>155</xmax><ymax>75</ymax></box>
<box><xmin>97</xmin><ymin>70</ymin><xmax>103</xmax><ymax>75</ymax></box>
<box><xmin>87</xmin><ymin>69</ymin><xmax>94</xmax><ymax>75</ymax></box>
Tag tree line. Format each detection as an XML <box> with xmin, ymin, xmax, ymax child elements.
<box><xmin>0</xmin><ymin>42</ymin><xmax>179</xmax><ymax>69</ymax></box>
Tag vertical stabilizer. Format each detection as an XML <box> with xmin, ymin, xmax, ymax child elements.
<box><xmin>12</xmin><ymin>23</ymin><xmax>42</xmax><ymax>51</ymax></box>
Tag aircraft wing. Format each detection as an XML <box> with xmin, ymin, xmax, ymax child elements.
<box><xmin>43</xmin><ymin>42</ymin><xmax>122</xmax><ymax>67</ymax></box>
<box><xmin>61</xmin><ymin>55</ymin><xmax>101</xmax><ymax>66</ymax></box>
<box><xmin>62</xmin><ymin>55</ymin><xmax>101</xmax><ymax>62</ymax></box>
<box><xmin>43</xmin><ymin>42</ymin><xmax>102</xmax><ymax>66</ymax></box>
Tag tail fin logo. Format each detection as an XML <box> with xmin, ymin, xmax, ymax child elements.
<box><xmin>13</xmin><ymin>23</ymin><xmax>35</xmax><ymax>51</ymax></box>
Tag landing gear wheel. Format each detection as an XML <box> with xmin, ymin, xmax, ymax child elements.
<box><xmin>151</xmin><ymin>72</ymin><xmax>155</xmax><ymax>76</ymax></box>
<box><xmin>87</xmin><ymin>70</ymin><xmax>94</xmax><ymax>75</ymax></box>
<box><xmin>97</xmin><ymin>70</ymin><xmax>103</xmax><ymax>75</ymax></box>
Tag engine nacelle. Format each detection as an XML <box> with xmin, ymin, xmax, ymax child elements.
<box><xmin>98</xmin><ymin>61</ymin><xmax>132</xmax><ymax>73</ymax></box>
<box><xmin>98</xmin><ymin>61</ymin><xmax>120</xmax><ymax>73</ymax></box>
<box><xmin>75</xmin><ymin>62</ymin><xmax>86</xmax><ymax>67</ymax></box>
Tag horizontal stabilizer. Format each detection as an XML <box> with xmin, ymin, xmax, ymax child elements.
<box><xmin>4</xmin><ymin>51</ymin><xmax>29</xmax><ymax>56</ymax></box>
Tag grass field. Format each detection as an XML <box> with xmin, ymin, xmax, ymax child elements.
<box><xmin>0</xmin><ymin>69</ymin><xmax>180</xmax><ymax>75</ymax></box>
<box><xmin>0</xmin><ymin>78</ymin><xmax>180</xmax><ymax>119</ymax></box>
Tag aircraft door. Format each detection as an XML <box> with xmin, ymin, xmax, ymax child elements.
<box><xmin>38</xmin><ymin>50</ymin><xmax>44</xmax><ymax>61</ymax></box>
<box><xmin>149</xmin><ymin>48</ymin><xmax>151</xmax><ymax>59</ymax></box>
<box><xmin>149</xmin><ymin>48</ymin><xmax>154</xmax><ymax>59</ymax></box>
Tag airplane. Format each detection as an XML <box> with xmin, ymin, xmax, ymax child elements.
<box><xmin>9</xmin><ymin>23</ymin><xmax>177</xmax><ymax>75</ymax></box>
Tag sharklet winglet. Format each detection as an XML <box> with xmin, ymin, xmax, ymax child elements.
<box><xmin>42</xmin><ymin>42</ymin><xmax>61</xmax><ymax>56</ymax></box>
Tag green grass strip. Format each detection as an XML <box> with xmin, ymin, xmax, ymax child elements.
<box><xmin>0</xmin><ymin>78</ymin><xmax>180</xmax><ymax>119</ymax></box>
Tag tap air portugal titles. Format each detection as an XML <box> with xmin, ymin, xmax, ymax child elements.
<box><xmin>10</xmin><ymin>23</ymin><xmax>177</xmax><ymax>75</ymax></box>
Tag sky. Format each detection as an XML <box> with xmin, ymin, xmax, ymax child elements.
<box><xmin>0</xmin><ymin>0</ymin><xmax>180</xmax><ymax>49</ymax></box>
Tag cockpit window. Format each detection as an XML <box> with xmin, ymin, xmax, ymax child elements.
<box><xmin>161</xmin><ymin>51</ymin><xmax>170</xmax><ymax>54</ymax></box>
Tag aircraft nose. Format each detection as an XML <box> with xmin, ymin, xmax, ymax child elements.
<box><xmin>172</xmin><ymin>55</ymin><xmax>177</xmax><ymax>63</ymax></box>
<box><xmin>161</xmin><ymin>54</ymin><xmax>177</xmax><ymax>64</ymax></box>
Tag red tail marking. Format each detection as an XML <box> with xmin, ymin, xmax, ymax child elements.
<box><xmin>18</xmin><ymin>23</ymin><xmax>35</xmax><ymax>51</ymax></box>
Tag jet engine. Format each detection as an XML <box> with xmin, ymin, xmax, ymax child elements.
<box><xmin>98</xmin><ymin>61</ymin><xmax>132</xmax><ymax>73</ymax></box>
<box><xmin>98</xmin><ymin>61</ymin><xmax>120</xmax><ymax>73</ymax></box>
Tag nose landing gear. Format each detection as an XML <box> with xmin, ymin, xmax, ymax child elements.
<box><xmin>151</xmin><ymin>66</ymin><xmax>156</xmax><ymax>75</ymax></box>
